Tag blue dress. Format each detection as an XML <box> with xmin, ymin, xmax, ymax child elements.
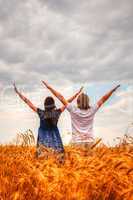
<box><xmin>36</xmin><ymin>108</ymin><xmax>64</xmax><ymax>155</ymax></box>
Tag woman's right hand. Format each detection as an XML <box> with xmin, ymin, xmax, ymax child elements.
<box><xmin>79</xmin><ymin>86</ymin><xmax>84</xmax><ymax>94</ymax></box>
<box><xmin>13</xmin><ymin>82</ymin><xmax>19</xmax><ymax>94</ymax></box>
<box><xmin>113</xmin><ymin>84</ymin><xmax>120</xmax><ymax>92</ymax></box>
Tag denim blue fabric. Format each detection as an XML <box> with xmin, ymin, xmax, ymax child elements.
<box><xmin>36</xmin><ymin>108</ymin><xmax>64</xmax><ymax>153</ymax></box>
<box><xmin>37</xmin><ymin>127</ymin><xmax>64</xmax><ymax>153</ymax></box>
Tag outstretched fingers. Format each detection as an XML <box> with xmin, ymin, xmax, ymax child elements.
<box><xmin>42</xmin><ymin>80</ymin><xmax>48</xmax><ymax>87</ymax></box>
<box><xmin>113</xmin><ymin>84</ymin><xmax>121</xmax><ymax>92</ymax></box>
<box><xmin>13</xmin><ymin>82</ymin><xmax>18</xmax><ymax>93</ymax></box>
<box><xmin>116</xmin><ymin>84</ymin><xmax>120</xmax><ymax>90</ymax></box>
<box><xmin>79</xmin><ymin>86</ymin><xmax>84</xmax><ymax>93</ymax></box>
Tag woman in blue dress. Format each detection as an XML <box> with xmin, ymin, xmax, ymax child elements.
<box><xmin>13</xmin><ymin>83</ymin><xmax>83</xmax><ymax>158</ymax></box>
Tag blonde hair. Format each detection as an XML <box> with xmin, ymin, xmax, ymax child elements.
<box><xmin>77</xmin><ymin>93</ymin><xmax>90</xmax><ymax>110</ymax></box>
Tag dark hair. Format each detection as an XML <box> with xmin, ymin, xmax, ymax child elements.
<box><xmin>44</xmin><ymin>96</ymin><xmax>56</xmax><ymax>111</ymax></box>
<box><xmin>44</xmin><ymin>96</ymin><xmax>57</xmax><ymax>127</ymax></box>
<box><xmin>77</xmin><ymin>93</ymin><xmax>90</xmax><ymax>110</ymax></box>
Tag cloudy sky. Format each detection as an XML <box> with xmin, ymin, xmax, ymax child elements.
<box><xmin>0</xmin><ymin>0</ymin><xmax>133</xmax><ymax>145</ymax></box>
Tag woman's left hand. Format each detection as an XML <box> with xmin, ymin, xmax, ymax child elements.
<box><xmin>13</xmin><ymin>82</ymin><xmax>19</xmax><ymax>93</ymax></box>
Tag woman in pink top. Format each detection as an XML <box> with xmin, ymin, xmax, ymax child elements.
<box><xmin>42</xmin><ymin>81</ymin><xmax>120</xmax><ymax>145</ymax></box>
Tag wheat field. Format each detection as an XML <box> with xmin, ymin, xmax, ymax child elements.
<box><xmin>0</xmin><ymin>135</ymin><xmax>133</xmax><ymax>200</ymax></box>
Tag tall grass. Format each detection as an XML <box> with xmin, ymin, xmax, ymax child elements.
<box><xmin>0</xmin><ymin>134</ymin><xmax>132</xmax><ymax>200</ymax></box>
<box><xmin>14</xmin><ymin>129</ymin><xmax>35</xmax><ymax>146</ymax></box>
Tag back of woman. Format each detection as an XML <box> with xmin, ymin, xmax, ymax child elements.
<box><xmin>36</xmin><ymin>97</ymin><xmax>64</xmax><ymax>157</ymax></box>
<box><xmin>66</xmin><ymin>93</ymin><xmax>99</xmax><ymax>144</ymax></box>
<box><xmin>37</xmin><ymin>108</ymin><xmax>61</xmax><ymax>130</ymax></box>
<box><xmin>13</xmin><ymin>83</ymin><xmax>65</xmax><ymax>160</ymax></box>
<box><xmin>42</xmin><ymin>81</ymin><xmax>120</xmax><ymax>147</ymax></box>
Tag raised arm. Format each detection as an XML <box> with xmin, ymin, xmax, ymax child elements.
<box><xmin>42</xmin><ymin>81</ymin><xmax>79</xmax><ymax>107</ymax></box>
<box><xmin>97</xmin><ymin>84</ymin><xmax>120</xmax><ymax>108</ymax></box>
<box><xmin>13</xmin><ymin>83</ymin><xmax>37</xmax><ymax>112</ymax></box>
<box><xmin>60</xmin><ymin>86</ymin><xmax>83</xmax><ymax>112</ymax></box>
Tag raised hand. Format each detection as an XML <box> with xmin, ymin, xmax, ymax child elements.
<box><xmin>113</xmin><ymin>84</ymin><xmax>120</xmax><ymax>92</ymax></box>
<box><xmin>79</xmin><ymin>86</ymin><xmax>84</xmax><ymax>93</ymax></box>
<box><xmin>97</xmin><ymin>84</ymin><xmax>120</xmax><ymax>108</ymax></box>
<box><xmin>42</xmin><ymin>81</ymin><xmax>83</xmax><ymax>94</ymax></box>
<box><xmin>13</xmin><ymin>82</ymin><xmax>37</xmax><ymax>112</ymax></box>
<box><xmin>42</xmin><ymin>81</ymin><xmax>49</xmax><ymax>88</ymax></box>
<box><xmin>13</xmin><ymin>82</ymin><xmax>19</xmax><ymax>94</ymax></box>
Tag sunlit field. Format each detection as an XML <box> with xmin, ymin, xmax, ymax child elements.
<box><xmin>0</xmin><ymin>135</ymin><xmax>133</xmax><ymax>200</ymax></box>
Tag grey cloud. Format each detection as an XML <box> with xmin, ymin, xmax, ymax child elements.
<box><xmin>0</xmin><ymin>39</ymin><xmax>28</xmax><ymax>64</ymax></box>
<box><xmin>0</xmin><ymin>0</ymin><xmax>133</xmax><ymax>88</ymax></box>
<box><xmin>0</xmin><ymin>0</ymin><xmax>22</xmax><ymax>20</ymax></box>
<box><xmin>0</xmin><ymin>70</ymin><xmax>12</xmax><ymax>84</ymax></box>
<box><xmin>1</xmin><ymin>0</ymin><xmax>133</xmax><ymax>144</ymax></box>
<box><xmin>39</xmin><ymin>0</ymin><xmax>83</xmax><ymax>15</ymax></box>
